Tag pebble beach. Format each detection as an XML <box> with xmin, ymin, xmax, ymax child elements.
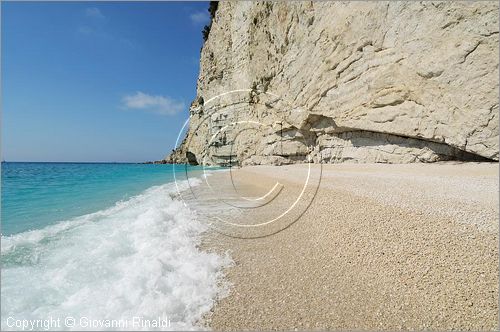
<box><xmin>198</xmin><ymin>163</ymin><xmax>499</xmax><ymax>330</ymax></box>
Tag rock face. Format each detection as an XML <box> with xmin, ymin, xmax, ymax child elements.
<box><xmin>169</xmin><ymin>1</ymin><xmax>499</xmax><ymax>165</ymax></box>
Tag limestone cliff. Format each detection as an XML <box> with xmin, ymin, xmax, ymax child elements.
<box><xmin>168</xmin><ymin>1</ymin><xmax>499</xmax><ymax>165</ymax></box>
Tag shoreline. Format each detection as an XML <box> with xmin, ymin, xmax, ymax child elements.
<box><xmin>1</xmin><ymin>165</ymin><xmax>231</xmax><ymax>331</ymax></box>
<box><xmin>197</xmin><ymin>162</ymin><xmax>499</xmax><ymax>330</ymax></box>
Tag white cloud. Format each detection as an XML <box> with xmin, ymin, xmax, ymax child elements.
<box><xmin>77</xmin><ymin>26</ymin><xmax>93</xmax><ymax>35</ymax></box>
<box><xmin>85</xmin><ymin>7</ymin><xmax>105</xmax><ymax>19</ymax></box>
<box><xmin>122</xmin><ymin>92</ymin><xmax>185</xmax><ymax>116</ymax></box>
<box><xmin>77</xmin><ymin>7</ymin><xmax>136</xmax><ymax>49</ymax></box>
<box><xmin>190</xmin><ymin>11</ymin><xmax>210</xmax><ymax>25</ymax></box>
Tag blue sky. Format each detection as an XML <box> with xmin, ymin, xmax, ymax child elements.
<box><xmin>2</xmin><ymin>1</ymin><xmax>211</xmax><ymax>162</ymax></box>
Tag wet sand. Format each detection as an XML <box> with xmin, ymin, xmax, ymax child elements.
<box><xmin>196</xmin><ymin>162</ymin><xmax>498</xmax><ymax>331</ymax></box>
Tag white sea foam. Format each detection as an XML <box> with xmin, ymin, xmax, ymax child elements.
<box><xmin>1</xmin><ymin>178</ymin><xmax>232</xmax><ymax>331</ymax></box>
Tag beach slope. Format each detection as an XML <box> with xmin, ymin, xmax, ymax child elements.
<box><xmin>200</xmin><ymin>163</ymin><xmax>498</xmax><ymax>331</ymax></box>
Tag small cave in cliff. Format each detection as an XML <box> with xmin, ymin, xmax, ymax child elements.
<box><xmin>314</xmin><ymin>130</ymin><xmax>495</xmax><ymax>164</ymax></box>
<box><xmin>186</xmin><ymin>151</ymin><xmax>199</xmax><ymax>166</ymax></box>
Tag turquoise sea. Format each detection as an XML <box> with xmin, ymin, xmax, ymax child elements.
<box><xmin>2</xmin><ymin>162</ymin><xmax>191</xmax><ymax>235</ymax></box>
<box><xmin>1</xmin><ymin>162</ymin><xmax>230</xmax><ymax>330</ymax></box>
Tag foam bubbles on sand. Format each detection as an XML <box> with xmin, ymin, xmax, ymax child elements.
<box><xmin>1</xmin><ymin>179</ymin><xmax>231</xmax><ymax>330</ymax></box>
